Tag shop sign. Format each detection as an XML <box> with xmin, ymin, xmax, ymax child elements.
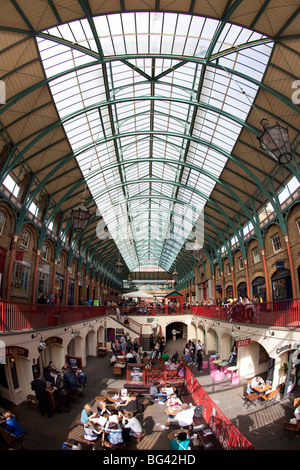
<box><xmin>276</xmin><ymin>341</ymin><xmax>300</xmax><ymax>356</ymax></box>
<box><xmin>6</xmin><ymin>345</ymin><xmax>29</xmax><ymax>357</ymax></box>
<box><xmin>276</xmin><ymin>261</ymin><xmax>285</xmax><ymax>271</ymax></box>
<box><xmin>236</xmin><ymin>338</ymin><xmax>251</xmax><ymax>348</ymax></box>
<box><xmin>45</xmin><ymin>336</ymin><xmax>63</xmax><ymax>347</ymax></box>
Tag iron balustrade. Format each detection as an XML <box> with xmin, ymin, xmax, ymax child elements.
<box><xmin>0</xmin><ymin>298</ymin><xmax>300</xmax><ymax>332</ymax></box>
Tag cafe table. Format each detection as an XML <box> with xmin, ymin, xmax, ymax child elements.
<box><xmin>217</xmin><ymin>361</ymin><xmax>229</xmax><ymax>372</ymax></box>
<box><xmin>252</xmin><ymin>384</ymin><xmax>272</xmax><ymax>396</ymax></box>
<box><xmin>212</xmin><ymin>359</ymin><xmax>222</xmax><ymax>365</ymax></box>
<box><xmin>113</xmin><ymin>363</ymin><xmax>126</xmax><ymax>375</ymax></box>
<box><xmin>226</xmin><ymin>365</ymin><xmax>238</xmax><ymax>380</ymax></box>
<box><xmin>166</xmin><ymin>405</ymin><xmax>182</xmax><ymax>416</ymax></box>
<box><xmin>167</xmin><ymin>429</ymin><xmax>188</xmax><ymax>441</ymax></box>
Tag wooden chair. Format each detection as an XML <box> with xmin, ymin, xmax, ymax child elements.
<box><xmin>0</xmin><ymin>426</ymin><xmax>25</xmax><ymax>449</ymax></box>
<box><xmin>101</xmin><ymin>433</ymin><xmax>125</xmax><ymax>449</ymax></box>
<box><xmin>131</xmin><ymin>429</ymin><xmax>146</xmax><ymax>444</ymax></box>
<box><xmin>27</xmin><ymin>394</ymin><xmax>38</xmax><ymax>409</ymax></box>
<box><xmin>260</xmin><ymin>387</ymin><xmax>280</xmax><ymax>404</ymax></box>
<box><xmin>242</xmin><ymin>389</ymin><xmax>260</xmax><ymax>409</ymax></box>
<box><xmin>138</xmin><ymin>398</ymin><xmax>149</xmax><ymax>412</ymax></box>
<box><xmin>283</xmin><ymin>420</ymin><xmax>300</xmax><ymax>438</ymax></box>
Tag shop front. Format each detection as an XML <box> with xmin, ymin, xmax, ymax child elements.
<box><xmin>251</xmin><ymin>276</ymin><xmax>266</xmax><ymax>302</ymax></box>
<box><xmin>0</xmin><ymin>345</ymin><xmax>32</xmax><ymax>405</ymax></box>
<box><xmin>271</xmin><ymin>265</ymin><xmax>292</xmax><ymax>301</ymax></box>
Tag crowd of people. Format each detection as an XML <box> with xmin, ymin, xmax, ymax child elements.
<box><xmin>31</xmin><ymin>361</ymin><xmax>88</xmax><ymax>416</ymax></box>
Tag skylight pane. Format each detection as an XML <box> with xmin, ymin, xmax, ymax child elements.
<box><xmin>38</xmin><ymin>11</ymin><xmax>273</xmax><ymax>270</ymax></box>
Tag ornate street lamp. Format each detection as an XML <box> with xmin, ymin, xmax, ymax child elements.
<box><xmin>71</xmin><ymin>198</ymin><xmax>91</xmax><ymax>233</ymax></box>
<box><xmin>172</xmin><ymin>268</ymin><xmax>179</xmax><ymax>282</ymax></box>
<box><xmin>115</xmin><ymin>257</ymin><xmax>124</xmax><ymax>274</ymax></box>
<box><xmin>257</xmin><ymin>119</ymin><xmax>292</xmax><ymax>164</ymax></box>
<box><xmin>191</xmin><ymin>240</ymin><xmax>202</xmax><ymax>261</ymax></box>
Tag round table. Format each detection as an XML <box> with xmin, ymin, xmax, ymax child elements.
<box><xmin>167</xmin><ymin>429</ymin><xmax>188</xmax><ymax>441</ymax></box>
<box><xmin>218</xmin><ymin>361</ymin><xmax>229</xmax><ymax>372</ymax></box>
<box><xmin>166</xmin><ymin>406</ymin><xmax>182</xmax><ymax>416</ymax></box>
<box><xmin>227</xmin><ymin>365</ymin><xmax>238</xmax><ymax>379</ymax></box>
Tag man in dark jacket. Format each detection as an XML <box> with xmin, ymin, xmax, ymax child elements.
<box><xmin>51</xmin><ymin>372</ymin><xmax>70</xmax><ymax>412</ymax></box>
<box><xmin>63</xmin><ymin>367</ymin><xmax>78</xmax><ymax>401</ymax></box>
<box><xmin>31</xmin><ymin>374</ymin><xmax>53</xmax><ymax>418</ymax></box>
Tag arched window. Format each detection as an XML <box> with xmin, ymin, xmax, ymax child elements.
<box><xmin>0</xmin><ymin>211</ymin><xmax>6</xmax><ymax>235</ymax></box>
<box><xmin>41</xmin><ymin>244</ymin><xmax>48</xmax><ymax>261</ymax></box>
<box><xmin>20</xmin><ymin>229</ymin><xmax>30</xmax><ymax>250</ymax></box>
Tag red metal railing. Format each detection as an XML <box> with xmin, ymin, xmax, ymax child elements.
<box><xmin>1</xmin><ymin>298</ymin><xmax>300</xmax><ymax>332</ymax></box>
<box><xmin>0</xmin><ymin>300</ymin><xmax>106</xmax><ymax>331</ymax></box>
<box><xmin>184</xmin><ymin>366</ymin><xmax>255</xmax><ymax>450</ymax></box>
<box><xmin>128</xmin><ymin>364</ymin><xmax>255</xmax><ymax>450</ymax></box>
<box><xmin>191</xmin><ymin>299</ymin><xmax>300</xmax><ymax>327</ymax></box>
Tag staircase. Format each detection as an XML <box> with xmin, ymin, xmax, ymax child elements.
<box><xmin>141</xmin><ymin>334</ymin><xmax>151</xmax><ymax>352</ymax></box>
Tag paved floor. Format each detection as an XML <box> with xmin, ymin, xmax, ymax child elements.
<box><xmin>0</xmin><ymin>337</ymin><xmax>300</xmax><ymax>452</ymax></box>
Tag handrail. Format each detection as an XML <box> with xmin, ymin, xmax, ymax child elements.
<box><xmin>0</xmin><ymin>298</ymin><xmax>300</xmax><ymax>332</ymax></box>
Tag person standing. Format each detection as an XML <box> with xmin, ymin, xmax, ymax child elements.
<box><xmin>172</xmin><ymin>328</ymin><xmax>178</xmax><ymax>341</ymax></box>
<box><xmin>116</xmin><ymin>305</ymin><xmax>121</xmax><ymax>322</ymax></box>
<box><xmin>151</xmin><ymin>318</ymin><xmax>158</xmax><ymax>338</ymax></box>
<box><xmin>31</xmin><ymin>374</ymin><xmax>53</xmax><ymax>418</ymax></box>
<box><xmin>196</xmin><ymin>340</ymin><xmax>203</xmax><ymax>372</ymax></box>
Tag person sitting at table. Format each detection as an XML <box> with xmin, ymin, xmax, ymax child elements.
<box><xmin>162</xmin><ymin>404</ymin><xmax>195</xmax><ymax>430</ymax></box>
<box><xmin>150</xmin><ymin>381</ymin><xmax>168</xmax><ymax>403</ymax></box>
<box><xmin>170</xmin><ymin>431</ymin><xmax>191</xmax><ymax>451</ymax></box>
<box><xmin>104</xmin><ymin>420</ymin><xmax>124</xmax><ymax>446</ymax></box>
<box><xmin>126</xmin><ymin>349</ymin><xmax>137</xmax><ymax>363</ymax></box>
<box><xmin>83</xmin><ymin>421</ymin><xmax>102</xmax><ymax>445</ymax></box>
<box><xmin>141</xmin><ymin>351</ymin><xmax>150</xmax><ymax>363</ymax></box>
<box><xmin>81</xmin><ymin>403</ymin><xmax>96</xmax><ymax>425</ymax></box>
<box><xmin>117</xmin><ymin>392</ymin><xmax>137</xmax><ymax>413</ymax></box>
<box><xmin>161</xmin><ymin>383</ymin><xmax>175</xmax><ymax>397</ymax></box>
<box><xmin>97</xmin><ymin>399</ymin><xmax>112</xmax><ymax>416</ymax></box>
<box><xmin>3</xmin><ymin>411</ymin><xmax>25</xmax><ymax>439</ymax></box>
<box><xmin>166</xmin><ymin>393</ymin><xmax>182</xmax><ymax>409</ymax></box>
<box><xmin>121</xmin><ymin>412</ymin><xmax>143</xmax><ymax>437</ymax></box>
<box><xmin>246</xmin><ymin>376</ymin><xmax>264</xmax><ymax>394</ymax></box>
<box><xmin>61</xmin><ymin>438</ymin><xmax>82</xmax><ymax>450</ymax></box>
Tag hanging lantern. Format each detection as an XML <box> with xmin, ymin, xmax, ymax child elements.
<box><xmin>172</xmin><ymin>268</ymin><xmax>179</xmax><ymax>282</ymax></box>
<box><xmin>115</xmin><ymin>258</ymin><xmax>124</xmax><ymax>274</ymax></box>
<box><xmin>191</xmin><ymin>240</ymin><xmax>202</xmax><ymax>261</ymax></box>
<box><xmin>71</xmin><ymin>198</ymin><xmax>91</xmax><ymax>233</ymax></box>
<box><xmin>257</xmin><ymin>119</ymin><xmax>292</xmax><ymax>164</ymax></box>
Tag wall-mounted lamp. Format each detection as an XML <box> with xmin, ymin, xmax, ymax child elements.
<box><xmin>64</xmin><ymin>326</ymin><xmax>75</xmax><ymax>338</ymax></box>
<box><xmin>231</xmin><ymin>325</ymin><xmax>240</xmax><ymax>337</ymax></box>
<box><xmin>263</xmin><ymin>330</ymin><xmax>275</xmax><ymax>340</ymax></box>
<box><xmin>31</xmin><ymin>333</ymin><xmax>46</xmax><ymax>351</ymax></box>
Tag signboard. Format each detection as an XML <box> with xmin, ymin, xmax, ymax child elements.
<box><xmin>236</xmin><ymin>338</ymin><xmax>251</xmax><ymax>348</ymax></box>
<box><xmin>45</xmin><ymin>337</ymin><xmax>63</xmax><ymax>347</ymax></box>
<box><xmin>6</xmin><ymin>346</ymin><xmax>29</xmax><ymax>357</ymax></box>
<box><xmin>127</xmin><ymin>364</ymin><xmax>145</xmax><ymax>384</ymax></box>
<box><xmin>65</xmin><ymin>355</ymin><xmax>82</xmax><ymax>371</ymax></box>
<box><xmin>276</xmin><ymin>261</ymin><xmax>285</xmax><ymax>271</ymax></box>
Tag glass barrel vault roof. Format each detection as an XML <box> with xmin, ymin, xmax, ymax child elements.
<box><xmin>37</xmin><ymin>12</ymin><xmax>273</xmax><ymax>273</ymax></box>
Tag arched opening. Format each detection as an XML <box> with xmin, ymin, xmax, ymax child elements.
<box><xmin>165</xmin><ymin>322</ymin><xmax>187</xmax><ymax>341</ymax></box>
